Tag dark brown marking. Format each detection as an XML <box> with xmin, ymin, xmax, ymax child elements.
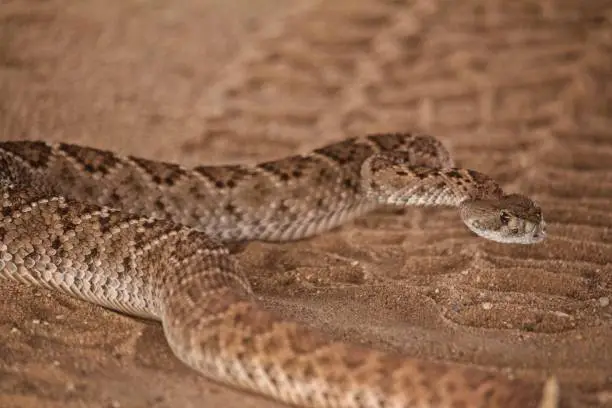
<box><xmin>188</xmin><ymin>185</ymin><xmax>207</xmax><ymax>199</ymax></box>
<box><xmin>315</xmin><ymin>166</ymin><xmax>337</xmax><ymax>184</ymax></box>
<box><xmin>467</xmin><ymin>169</ymin><xmax>487</xmax><ymax>182</ymax></box>
<box><xmin>98</xmin><ymin>215</ymin><xmax>112</xmax><ymax>234</ymax></box>
<box><xmin>409</xmin><ymin>134</ymin><xmax>443</xmax><ymax>156</ymax></box>
<box><xmin>261</xmin><ymin>335</ymin><xmax>284</xmax><ymax>355</ymax></box>
<box><xmin>130</xmin><ymin>157</ymin><xmax>187</xmax><ymax>186</ymax></box>
<box><xmin>257</xmin><ymin>162</ymin><xmax>278</xmax><ymax>173</ymax></box>
<box><xmin>302</xmin><ymin>361</ymin><xmax>316</xmax><ymax>378</ymax></box>
<box><xmin>83</xmin><ymin>185</ymin><xmax>95</xmax><ymax>197</ymax></box>
<box><xmin>366</xmin><ymin>133</ymin><xmax>412</xmax><ymax>151</ymax></box>
<box><xmin>314</xmin><ymin>138</ymin><xmax>375</xmax><ymax>169</ymax></box>
<box><xmin>57</xmin><ymin>205</ymin><xmax>70</xmax><ymax>217</ymax></box>
<box><xmin>257</xmin><ymin>159</ymin><xmax>299</xmax><ymax>183</ymax></box>
<box><xmin>413</xmin><ymin>166</ymin><xmax>433</xmax><ymax>179</ymax></box>
<box><xmin>97</xmin><ymin>212</ymin><xmax>143</xmax><ymax>235</ymax></box>
<box><xmin>268</xmin><ymin>374</ymin><xmax>280</xmax><ymax>389</ymax></box>
<box><xmin>0</xmin><ymin>141</ymin><xmax>54</xmax><ymax>169</ymax></box>
<box><xmin>84</xmin><ymin>247</ymin><xmax>99</xmax><ymax>263</ymax></box>
<box><xmin>368</xmin><ymin>156</ymin><xmax>389</xmax><ymax>173</ymax></box>
<box><xmin>224</xmin><ymin>203</ymin><xmax>242</xmax><ymax>220</ymax></box>
<box><xmin>194</xmin><ymin>165</ymin><xmax>257</xmax><ymax>189</ymax></box>
<box><xmin>278</xmin><ymin>201</ymin><xmax>290</xmax><ymax>213</ymax></box>
<box><xmin>342</xmin><ymin>178</ymin><xmax>359</xmax><ymax>191</ymax></box>
<box><xmin>59</xmin><ymin>143</ymin><xmax>122</xmax><ymax>176</ymax></box>
<box><xmin>446</xmin><ymin>169</ymin><xmax>463</xmax><ymax>178</ymax></box>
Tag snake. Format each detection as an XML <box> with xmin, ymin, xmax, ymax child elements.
<box><xmin>0</xmin><ymin>133</ymin><xmax>556</xmax><ymax>407</ymax></box>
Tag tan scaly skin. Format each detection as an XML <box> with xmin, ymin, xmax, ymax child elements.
<box><xmin>0</xmin><ymin>133</ymin><xmax>555</xmax><ymax>408</ymax></box>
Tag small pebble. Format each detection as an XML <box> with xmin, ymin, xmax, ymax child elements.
<box><xmin>598</xmin><ymin>297</ymin><xmax>610</xmax><ymax>307</ymax></box>
<box><xmin>482</xmin><ymin>302</ymin><xmax>493</xmax><ymax>310</ymax></box>
<box><xmin>32</xmin><ymin>319</ymin><xmax>40</xmax><ymax>324</ymax></box>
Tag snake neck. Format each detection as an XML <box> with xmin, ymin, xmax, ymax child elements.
<box><xmin>359</xmin><ymin>153</ymin><xmax>504</xmax><ymax>209</ymax></box>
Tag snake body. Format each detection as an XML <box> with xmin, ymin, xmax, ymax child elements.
<box><xmin>0</xmin><ymin>133</ymin><xmax>554</xmax><ymax>407</ymax></box>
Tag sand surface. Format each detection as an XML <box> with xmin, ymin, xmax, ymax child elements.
<box><xmin>1</xmin><ymin>0</ymin><xmax>611</xmax><ymax>407</ymax></box>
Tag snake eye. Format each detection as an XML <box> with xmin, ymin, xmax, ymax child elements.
<box><xmin>500</xmin><ymin>210</ymin><xmax>511</xmax><ymax>225</ymax></box>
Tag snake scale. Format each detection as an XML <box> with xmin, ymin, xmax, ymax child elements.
<box><xmin>0</xmin><ymin>133</ymin><xmax>556</xmax><ymax>407</ymax></box>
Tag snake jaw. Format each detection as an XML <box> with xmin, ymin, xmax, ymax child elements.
<box><xmin>464</xmin><ymin>217</ymin><xmax>547</xmax><ymax>244</ymax></box>
<box><xmin>462</xmin><ymin>220</ymin><xmax>547</xmax><ymax>244</ymax></box>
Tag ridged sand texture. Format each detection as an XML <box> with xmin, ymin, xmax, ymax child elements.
<box><xmin>0</xmin><ymin>0</ymin><xmax>610</xmax><ymax>407</ymax></box>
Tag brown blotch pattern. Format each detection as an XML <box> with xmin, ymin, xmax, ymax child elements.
<box><xmin>0</xmin><ymin>141</ymin><xmax>54</xmax><ymax>169</ymax></box>
<box><xmin>59</xmin><ymin>143</ymin><xmax>122</xmax><ymax>175</ymax></box>
<box><xmin>194</xmin><ymin>165</ymin><xmax>260</xmax><ymax>189</ymax></box>
<box><xmin>129</xmin><ymin>157</ymin><xmax>188</xmax><ymax>186</ymax></box>
<box><xmin>314</xmin><ymin>138</ymin><xmax>376</xmax><ymax>170</ymax></box>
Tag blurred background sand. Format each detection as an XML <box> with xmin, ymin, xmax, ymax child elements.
<box><xmin>0</xmin><ymin>0</ymin><xmax>611</xmax><ymax>407</ymax></box>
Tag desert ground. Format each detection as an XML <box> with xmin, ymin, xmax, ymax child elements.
<box><xmin>0</xmin><ymin>0</ymin><xmax>611</xmax><ymax>407</ymax></box>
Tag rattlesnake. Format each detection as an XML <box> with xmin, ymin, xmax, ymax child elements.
<box><xmin>0</xmin><ymin>133</ymin><xmax>555</xmax><ymax>407</ymax></box>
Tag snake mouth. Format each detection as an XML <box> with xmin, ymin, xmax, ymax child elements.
<box><xmin>530</xmin><ymin>221</ymin><xmax>547</xmax><ymax>243</ymax></box>
<box><xmin>531</xmin><ymin>230</ymin><xmax>546</xmax><ymax>242</ymax></box>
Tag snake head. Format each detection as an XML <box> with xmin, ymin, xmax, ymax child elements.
<box><xmin>460</xmin><ymin>194</ymin><xmax>546</xmax><ymax>244</ymax></box>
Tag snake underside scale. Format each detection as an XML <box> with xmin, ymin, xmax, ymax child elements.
<box><xmin>0</xmin><ymin>133</ymin><xmax>556</xmax><ymax>407</ymax></box>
